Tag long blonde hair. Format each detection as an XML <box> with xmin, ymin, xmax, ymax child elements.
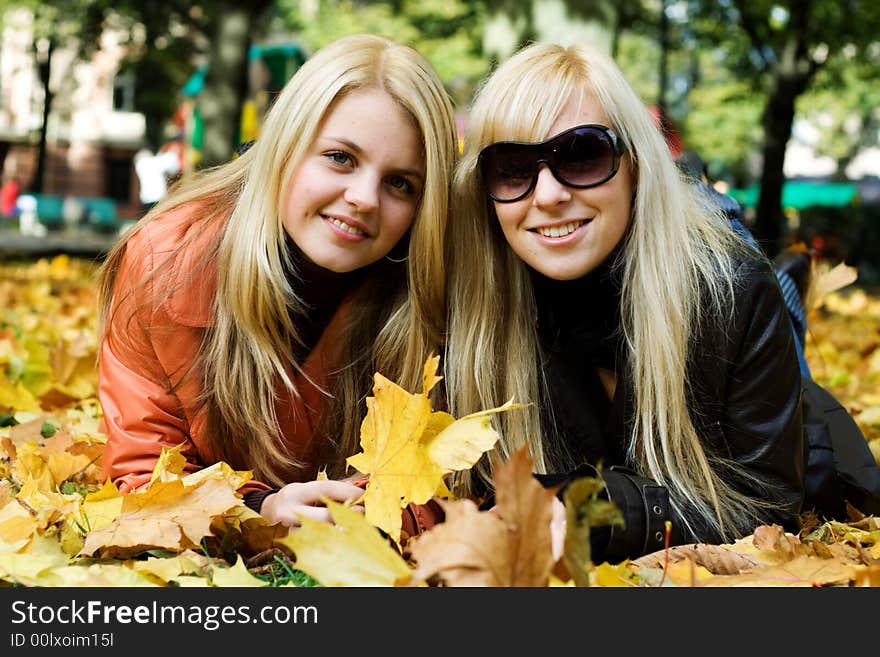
<box><xmin>100</xmin><ymin>34</ymin><xmax>457</xmax><ymax>486</ymax></box>
<box><xmin>447</xmin><ymin>42</ymin><xmax>769</xmax><ymax>540</ymax></box>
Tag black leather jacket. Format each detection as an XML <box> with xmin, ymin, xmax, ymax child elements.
<box><xmin>535</xmin><ymin>253</ymin><xmax>805</xmax><ymax>563</ymax></box>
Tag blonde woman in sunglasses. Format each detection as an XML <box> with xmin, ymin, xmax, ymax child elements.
<box><xmin>443</xmin><ymin>42</ymin><xmax>808</xmax><ymax>562</ymax></box>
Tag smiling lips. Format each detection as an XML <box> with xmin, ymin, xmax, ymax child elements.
<box><xmin>323</xmin><ymin>214</ymin><xmax>367</xmax><ymax>238</ymax></box>
<box><xmin>531</xmin><ymin>219</ymin><xmax>588</xmax><ymax>238</ymax></box>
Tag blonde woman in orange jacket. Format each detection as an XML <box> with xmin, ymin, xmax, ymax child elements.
<box><xmin>98</xmin><ymin>34</ymin><xmax>457</xmax><ymax>532</ymax></box>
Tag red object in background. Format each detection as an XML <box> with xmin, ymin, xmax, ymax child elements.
<box><xmin>0</xmin><ymin>178</ymin><xmax>20</xmax><ymax>217</ymax></box>
<box><xmin>647</xmin><ymin>105</ymin><xmax>684</xmax><ymax>158</ymax></box>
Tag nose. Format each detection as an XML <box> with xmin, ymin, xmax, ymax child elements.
<box><xmin>531</xmin><ymin>164</ymin><xmax>571</xmax><ymax>208</ymax></box>
<box><xmin>343</xmin><ymin>172</ymin><xmax>380</xmax><ymax>213</ymax></box>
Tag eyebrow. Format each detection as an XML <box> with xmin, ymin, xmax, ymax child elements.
<box><xmin>324</xmin><ymin>136</ymin><xmax>425</xmax><ymax>181</ymax></box>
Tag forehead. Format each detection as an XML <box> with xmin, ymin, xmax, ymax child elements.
<box><xmin>317</xmin><ymin>88</ymin><xmax>425</xmax><ymax>171</ymax></box>
<box><xmin>322</xmin><ymin>88</ymin><xmax>411</xmax><ymax>130</ymax></box>
<box><xmin>547</xmin><ymin>91</ymin><xmax>609</xmax><ymax>139</ymax></box>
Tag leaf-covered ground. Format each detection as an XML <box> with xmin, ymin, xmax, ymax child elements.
<box><xmin>0</xmin><ymin>256</ymin><xmax>878</xmax><ymax>587</ymax></box>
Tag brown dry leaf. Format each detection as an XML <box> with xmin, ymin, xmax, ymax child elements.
<box><xmin>79</xmin><ymin>477</ymin><xmax>243</xmax><ymax>558</ymax></box>
<box><xmin>631</xmin><ymin>543</ymin><xmax>763</xmax><ymax>576</ymax></box>
<box><xmin>854</xmin><ymin>564</ymin><xmax>880</xmax><ymax>587</ymax></box>
<box><xmin>698</xmin><ymin>554</ymin><xmax>861</xmax><ymax>587</ymax></box>
<box><xmin>808</xmin><ymin>261</ymin><xmax>858</xmax><ymax>311</ymax></box>
<box><xmin>8</xmin><ymin>418</ymin><xmax>47</xmax><ymax>445</ymax></box>
<box><xmin>751</xmin><ymin>523</ymin><xmax>806</xmax><ymax>560</ymax></box>
<box><xmin>410</xmin><ymin>446</ymin><xmax>556</xmax><ymax>587</ymax></box>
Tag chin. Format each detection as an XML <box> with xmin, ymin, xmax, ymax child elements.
<box><xmin>530</xmin><ymin>263</ymin><xmax>591</xmax><ymax>281</ymax></box>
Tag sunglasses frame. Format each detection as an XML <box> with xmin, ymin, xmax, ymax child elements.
<box><xmin>478</xmin><ymin>124</ymin><xmax>627</xmax><ymax>203</ymax></box>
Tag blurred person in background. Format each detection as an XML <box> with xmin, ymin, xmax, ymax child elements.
<box><xmin>133</xmin><ymin>142</ymin><xmax>182</xmax><ymax>216</ymax></box>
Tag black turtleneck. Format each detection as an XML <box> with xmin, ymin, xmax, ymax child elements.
<box><xmin>284</xmin><ymin>233</ymin><xmax>370</xmax><ymax>360</ymax></box>
<box><xmin>530</xmin><ymin>260</ymin><xmax>627</xmax><ymax>469</ymax></box>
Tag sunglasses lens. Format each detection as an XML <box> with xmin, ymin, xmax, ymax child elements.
<box><xmin>553</xmin><ymin>128</ymin><xmax>615</xmax><ymax>186</ymax></box>
<box><xmin>481</xmin><ymin>143</ymin><xmax>536</xmax><ymax>201</ymax></box>
<box><xmin>479</xmin><ymin>125</ymin><xmax>623</xmax><ymax>202</ymax></box>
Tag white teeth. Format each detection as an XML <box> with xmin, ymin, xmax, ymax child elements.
<box><xmin>328</xmin><ymin>217</ymin><xmax>365</xmax><ymax>236</ymax></box>
<box><xmin>536</xmin><ymin>221</ymin><xmax>583</xmax><ymax>238</ymax></box>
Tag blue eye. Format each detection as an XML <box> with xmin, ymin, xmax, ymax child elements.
<box><xmin>325</xmin><ymin>151</ymin><xmax>353</xmax><ymax>166</ymax></box>
<box><xmin>387</xmin><ymin>176</ymin><xmax>414</xmax><ymax>194</ymax></box>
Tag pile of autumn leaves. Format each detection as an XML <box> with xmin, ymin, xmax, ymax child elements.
<box><xmin>1</xmin><ymin>256</ymin><xmax>879</xmax><ymax>588</ymax></box>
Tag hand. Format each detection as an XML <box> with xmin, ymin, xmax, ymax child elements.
<box><xmin>260</xmin><ymin>479</ymin><xmax>365</xmax><ymax>528</ymax></box>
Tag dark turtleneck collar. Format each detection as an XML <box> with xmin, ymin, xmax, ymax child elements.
<box><xmin>283</xmin><ymin>232</ymin><xmax>373</xmax><ymax>357</ymax></box>
<box><xmin>529</xmin><ymin>254</ymin><xmax>624</xmax><ymax>372</ymax></box>
<box><xmin>284</xmin><ymin>233</ymin><xmax>367</xmax><ymax>311</ymax></box>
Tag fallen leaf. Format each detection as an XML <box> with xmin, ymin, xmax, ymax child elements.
<box><xmin>410</xmin><ymin>446</ymin><xmax>556</xmax><ymax>587</ymax></box>
<box><xmin>79</xmin><ymin>477</ymin><xmax>243</xmax><ymax>558</ymax></box>
<box><xmin>211</xmin><ymin>554</ymin><xmax>269</xmax><ymax>587</ymax></box>
<box><xmin>280</xmin><ymin>499</ymin><xmax>414</xmax><ymax>587</ymax></box>
<box><xmin>347</xmin><ymin>355</ymin><xmax>521</xmax><ymax>543</ymax></box>
<box><xmin>809</xmin><ymin>261</ymin><xmax>858</xmax><ymax>311</ymax></box>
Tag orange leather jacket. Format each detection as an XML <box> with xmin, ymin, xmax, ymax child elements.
<box><xmin>99</xmin><ymin>206</ymin><xmax>340</xmax><ymax>496</ymax></box>
<box><xmin>98</xmin><ymin>205</ymin><xmax>443</xmax><ymax>535</ymax></box>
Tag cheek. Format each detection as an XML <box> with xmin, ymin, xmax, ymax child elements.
<box><xmin>391</xmin><ymin>196</ymin><xmax>421</xmax><ymax>231</ymax></box>
<box><xmin>492</xmin><ymin>203</ymin><xmax>524</xmax><ymax>234</ymax></box>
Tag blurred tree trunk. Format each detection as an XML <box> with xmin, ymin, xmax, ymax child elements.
<box><xmin>199</xmin><ymin>1</ymin><xmax>270</xmax><ymax>168</ymax></box>
<box><xmin>735</xmin><ymin>0</ymin><xmax>819</xmax><ymax>257</ymax></box>
<box><xmin>31</xmin><ymin>36</ymin><xmax>54</xmax><ymax>194</ymax></box>
<box><xmin>754</xmin><ymin>51</ymin><xmax>814</xmax><ymax>256</ymax></box>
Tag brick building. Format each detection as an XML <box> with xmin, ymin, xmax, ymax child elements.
<box><xmin>0</xmin><ymin>9</ymin><xmax>144</xmax><ymax>223</ymax></box>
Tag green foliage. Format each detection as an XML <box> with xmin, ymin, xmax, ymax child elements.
<box><xmin>801</xmin><ymin>47</ymin><xmax>880</xmax><ymax>175</ymax></box>
<box><xmin>276</xmin><ymin>0</ymin><xmax>488</xmax><ymax>103</ymax></box>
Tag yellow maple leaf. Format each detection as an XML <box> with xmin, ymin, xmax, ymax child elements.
<box><xmin>79</xmin><ymin>479</ymin><xmax>124</xmax><ymax>532</ymax></box>
<box><xmin>44</xmin><ymin>563</ymin><xmax>157</xmax><ymax>587</ymax></box>
<box><xmin>46</xmin><ymin>451</ymin><xmax>94</xmax><ymax>489</ymax></box>
<box><xmin>181</xmin><ymin>461</ymin><xmax>252</xmax><ymax>492</ymax></box>
<box><xmin>346</xmin><ymin>362</ymin><xmax>444</xmax><ymax>542</ymax></box>
<box><xmin>210</xmin><ymin>554</ymin><xmax>268</xmax><ymax>587</ymax></box>
<box><xmin>149</xmin><ymin>444</ymin><xmax>189</xmax><ymax>486</ymax></box>
<box><xmin>0</xmin><ymin>501</ymin><xmax>40</xmax><ymax>546</ymax></box>
<box><xmin>593</xmin><ymin>561</ymin><xmax>639</xmax><ymax>587</ymax></box>
<box><xmin>10</xmin><ymin>443</ymin><xmax>54</xmax><ymax>492</ymax></box>
<box><xmin>346</xmin><ymin>354</ymin><xmax>521</xmax><ymax>543</ymax></box>
<box><xmin>426</xmin><ymin>398</ymin><xmax>522</xmax><ymax>473</ymax></box>
<box><xmin>280</xmin><ymin>499</ymin><xmax>415</xmax><ymax>587</ymax></box>
<box><xmin>131</xmin><ymin>549</ymin><xmax>215</xmax><ymax>585</ymax></box>
<box><xmin>0</xmin><ymin>381</ymin><xmax>40</xmax><ymax>412</ymax></box>
<box><xmin>79</xmin><ymin>477</ymin><xmax>243</xmax><ymax>558</ymax></box>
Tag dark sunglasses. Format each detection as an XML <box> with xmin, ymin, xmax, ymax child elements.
<box><xmin>478</xmin><ymin>124</ymin><xmax>627</xmax><ymax>203</ymax></box>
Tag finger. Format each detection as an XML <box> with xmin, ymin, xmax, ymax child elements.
<box><xmin>292</xmin><ymin>505</ymin><xmax>334</xmax><ymax>525</ymax></box>
<box><xmin>312</xmin><ymin>479</ymin><xmax>366</xmax><ymax>502</ymax></box>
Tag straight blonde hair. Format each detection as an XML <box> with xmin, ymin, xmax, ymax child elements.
<box><xmin>446</xmin><ymin>42</ymin><xmax>771</xmax><ymax>540</ymax></box>
<box><xmin>100</xmin><ymin>34</ymin><xmax>457</xmax><ymax>486</ymax></box>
